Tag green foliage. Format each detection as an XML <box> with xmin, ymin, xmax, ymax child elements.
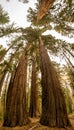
<box><xmin>51</xmin><ymin>0</ymin><xmax>74</xmax><ymax>35</ymax></box>
<box><xmin>27</xmin><ymin>7</ymin><xmax>52</xmax><ymax>27</ymax></box>
<box><xmin>68</xmin><ymin>69</ymin><xmax>74</xmax><ymax>89</ymax></box>
<box><xmin>0</xmin><ymin>5</ymin><xmax>20</xmax><ymax>38</ymax></box>
<box><xmin>22</xmin><ymin>26</ymin><xmax>41</xmax><ymax>43</ymax></box>
<box><xmin>0</xmin><ymin>23</ymin><xmax>19</xmax><ymax>37</ymax></box>
<box><xmin>0</xmin><ymin>35</ymin><xmax>25</xmax><ymax>77</ymax></box>
<box><xmin>70</xmin><ymin>43</ymin><xmax>74</xmax><ymax>50</ymax></box>
<box><xmin>42</xmin><ymin>35</ymin><xmax>58</xmax><ymax>54</ymax></box>
<box><xmin>0</xmin><ymin>45</ymin><xmax>6</xmax><ymax>56</ymax></box>
<box><xmin>0</xmin><ymin>100</ymin><xmax>4</xmax><ymax>120</ymax></box>
<box><xmin>34</xmin><ymin>0</ymin><xmax>73</xmax><ymax>36</ymax></box>
<box><xmin>63</xmin><ymin>87</ymin><xmax>72</xmax><ymax>114</ymax></box>
<box><xmin>0</xmin><ymin>5</ymin><xmax>9</xmax><ymax>24</ymax></box>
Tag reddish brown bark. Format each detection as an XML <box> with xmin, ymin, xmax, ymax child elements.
<box><xmin>39</xmin><ymin>37</ymin><xmax>71</xmax><ymax>128</ymax></box>
<box><xmin>3</xmin><ymin>45</ymin><xmax>29</xmax><ymax>127</ymax></box>
<box><xmin>37</xmin><ymin>0</ymin><xmax>55</xmax><ymax>20</ymax></box>
<box><xmin>29</xmin><ymin>57</ymin><xmax>39</xmax><ymax>117</ymax></box>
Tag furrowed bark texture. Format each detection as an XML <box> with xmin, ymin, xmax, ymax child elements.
<box><xmin>29</xmin><ymin>57</ymin><xmax>39</xmax><ymax>117</ymax></box>
<box><xmin>37</xmin><ymin>0</ymin><xmax>55</xmax><ymax>20</ymax></box>
<box><xmin>39</xmin><ymin>37</ymin><xmax>71</xmax><ymax>128</ymax></box>
<box><xmin>3</xmin><ymin>49</ymin><xmax>29</xmax><ymax>127</ymax></box>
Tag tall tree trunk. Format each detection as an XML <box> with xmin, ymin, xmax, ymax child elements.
<box><xmin>37</xmin><ymin>0</ymin><xmax>55</xmax><ymax>20</ymax></box>
<box><xmin>0</xmin><ymin>72</ymin><xmax>7</xmax><ymax>96</ymax></box>
<box><xmin>3</xmin><ymin>45</ymin><xmax>29</xmax><ymax>127</ymax></box>
<box><xmin>29</xmin><ymin>57</ymin><xmax>39</xmax><ymax>117</ymax></box>
<box><xmin>0</xmin><ymin>47</ymin><xmax>19</xmax><ymax>95</ymax></box>
<box><xmin>26</xmin><ymin>64</ymin><xmax>31</xmax><ymax>113</ymax></box>
<box><xmin>39</xmin><ymin>37</ymin><xmax>71</xmax><ymax>128</ymax></box>
<box><xmin>1</xmin><ymin>73</ymin><xmax>10</xmax><ymax>118</ymax></box>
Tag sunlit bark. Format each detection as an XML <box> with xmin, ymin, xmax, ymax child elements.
<box><xmin>29</xmin><ymin>57</ymin><xmax>40</xmax><ymax>117</ymax></box>
<box><xmin>37</xmin><ymin>0</ymin><xmax>55</xmax><ymax>20</ymax></box>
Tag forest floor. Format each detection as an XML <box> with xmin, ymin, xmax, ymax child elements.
<box><xmin>0</xmin><ymin>114</ymin><xmax>74</xmax><ymax>130</ymax></box>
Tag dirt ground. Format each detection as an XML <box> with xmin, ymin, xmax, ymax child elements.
<box><xmin>0</xmin><ymin>115</ymin><xmax>74</xmax><ymax>130</ymax></box>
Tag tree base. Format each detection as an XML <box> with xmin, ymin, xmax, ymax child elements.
<box><xmin>40</xmin><ymin>116</ymin><xmax>71</xmax><ymax>128</ymax></box>
<box><xmin>3</xmin><ymin>118</ymin><xmax>30</xmax><ymax>127</ymax></box>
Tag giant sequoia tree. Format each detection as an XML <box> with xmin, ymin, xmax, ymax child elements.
<box><xmin>3</xmin><ymin>44</ymin><xmax>29</xmax><ymax>127</ymax></box>
<box><xmin>0</xmin><ymin>0</ymin><xmax>73</xmax><ymax>128</ymax></box>
<box><xmin>39</xmin><ymin>36</ymin><xmax>71</xmax><ymax>127</ymax></box>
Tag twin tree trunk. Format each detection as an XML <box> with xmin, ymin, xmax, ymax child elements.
<box><xmin>3</xmin><ymin>45</ymin><xmax>29</xmax><ymax>127</ymax></box>
<box><xmin>39</xmin><ymin>37</ymin><xmax>71</xmax><ymax>128</ymax></box>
